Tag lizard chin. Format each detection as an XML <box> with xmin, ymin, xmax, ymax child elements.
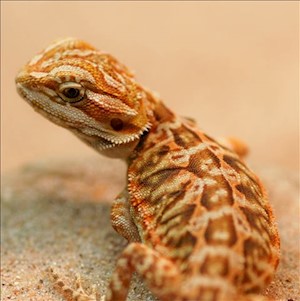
<box><xmin>71</xmin><ymin>129</ymin><xmax>141</xmax><ymax>159</ymax></box>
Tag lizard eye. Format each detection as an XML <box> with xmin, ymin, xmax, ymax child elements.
<box><xmin>58</xmin><ymin>82</ymin><xmax>85</xmax><ymax>103</ymax></box>
<box><xmin>64</xmin><ymin>87</ymin><xmax>79</xmax><ymax>98</ymax></box>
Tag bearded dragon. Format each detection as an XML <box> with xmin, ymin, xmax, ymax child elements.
<box><xmin>15</xmin><ymin>38</ymin><xmax>280</xmax><ymax>301</ymax></box>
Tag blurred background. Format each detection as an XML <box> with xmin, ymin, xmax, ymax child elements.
<box><xmin>1</xmin><ymin>1</ymin><xmax>299</xmax><ymax>172</ymax></box>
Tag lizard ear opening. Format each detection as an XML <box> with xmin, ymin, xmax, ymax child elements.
<box><xmin>110</xmin><ymin>118</ymin><xmax>124</xmax><ymax>131</ymax></box>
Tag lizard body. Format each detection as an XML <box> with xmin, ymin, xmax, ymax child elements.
<box><xmin>16</xmin><ymin>38</ymin><xmax>280</xmax><ymax>301</ymax></box>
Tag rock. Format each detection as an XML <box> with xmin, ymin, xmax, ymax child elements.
<box><xmin>1</xmin><ymin>157</ymin><xmax>157</xmax><ymax>301</ymax></box>
<box><xmin>1</xmin><ymin>157</ymin><xmax>299</xmax><ymax>301</ymax></box>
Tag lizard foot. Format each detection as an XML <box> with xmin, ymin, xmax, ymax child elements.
<box><xmin>49</xmin><ymin>267</ymin><xmax>100</xmax><ymax>301</ymax></box>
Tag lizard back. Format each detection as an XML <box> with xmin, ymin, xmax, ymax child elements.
<box><xmin>128</xmin><ymin>102</ymin><xmax>280</xmax><ymax>297</ymax></box>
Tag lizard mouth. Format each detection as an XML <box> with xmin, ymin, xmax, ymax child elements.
<box><xmin>16</xmin><ymin>82</ymin><xmax>30</xmax><ymax>101</ymax></box>
<box><xmin>71</xmin><ymin>122</ymin><xmax>151</xmax><ymax>151</ymax></box>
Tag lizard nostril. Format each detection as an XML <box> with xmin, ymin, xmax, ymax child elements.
<box><xmin>110</xmin><ymin>118</ymin><xmax>124</xmax><ymax>131</ymax></box>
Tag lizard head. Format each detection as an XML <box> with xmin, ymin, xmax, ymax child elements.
<box><xmin>16</xmin><ymin>38</ymin><xmax>152</xmax><ymax>158</ymax></box>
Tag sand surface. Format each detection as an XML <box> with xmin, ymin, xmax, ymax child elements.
<box><xmin>1</xmin><ymin>157</ymin><xmax>299</xmax><ymax>301</ymax></box>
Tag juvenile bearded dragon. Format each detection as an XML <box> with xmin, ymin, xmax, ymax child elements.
<box><xmin>16</xmin><ymin>38</ymin><xmax>280</xmax><ymax>301</ymax></box>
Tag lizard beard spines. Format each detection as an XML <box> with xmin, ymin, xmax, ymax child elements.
<box><xmin>99</xmin><ymin>121</ymin><xmax>152</xmax><ymax>145</ymax></box>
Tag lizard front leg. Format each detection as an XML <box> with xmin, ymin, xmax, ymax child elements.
<box><xmin>110</xmin><ymin>189</ymin><xmax>140</xmax><ymax>242</ymax></box>
<box><xmin>105</xmin><ymin>242</ymin><xmax>181</xmax><ymax>301</ymax></box>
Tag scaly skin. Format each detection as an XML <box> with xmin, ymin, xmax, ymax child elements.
<box><xmin>16</xmin><ymin>38</ymin><xmax>280</xmax><ymax>301</ymax></box>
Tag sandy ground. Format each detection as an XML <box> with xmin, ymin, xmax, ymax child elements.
<box><xmin>1</xmin><ymin>157</ymin><xmax>299</xmax><ymax>301</ymax></box>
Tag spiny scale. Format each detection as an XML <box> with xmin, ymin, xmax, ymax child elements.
<box><xmin>16</xmin><ymin>38</ymin><xmax>280</xmax><ymax>301</ymax></box>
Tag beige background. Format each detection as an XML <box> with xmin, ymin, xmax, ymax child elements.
<box><xmin>1</xmin><ymin>1</ymin><xmax>299</xmax><ymax>172</ymax></box>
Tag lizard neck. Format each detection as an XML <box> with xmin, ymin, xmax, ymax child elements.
<box><xmin>144</xmin><ymin>89</ymin><xmax>177</xmax><ymax>126</ymax></box>
<box><xmin>128</xmin><ymin>94</ymin><xmax>178</xmax><ymax>161</ymax></box>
